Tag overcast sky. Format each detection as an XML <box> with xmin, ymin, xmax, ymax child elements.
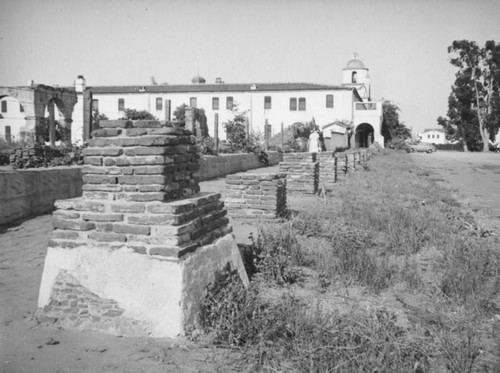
<box><xmin>1</xmin><ymin>0</ymin><xmax>499</xmax><ymax>134</ymax></box>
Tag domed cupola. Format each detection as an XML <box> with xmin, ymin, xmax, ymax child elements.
<box><xmin>191</xmin><ymin>75</ymin><xmax>206</xmax><ymax>84</ymax></box>
<box><xmin>344</xmin><ymin>57</ymin><xmax>366</xmax><ymax>70</ymax></box>
<box><xmin>342</xmin><ymin>53</ymin><xmax>371</xmax><ymax>100</ymax></box>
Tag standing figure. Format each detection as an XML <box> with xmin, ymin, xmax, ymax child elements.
<box><xmin>308</xmin><ymin>129</ymin><xmax>321</xmax><ymax>154</ymax></box>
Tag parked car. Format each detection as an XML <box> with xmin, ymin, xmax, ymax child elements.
<box><xmin>407</xmin><ymin>143</ymin><xmax>436</xmax><ymax>153</ymax></box>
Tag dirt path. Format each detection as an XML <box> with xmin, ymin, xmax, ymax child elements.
<box><xmin>410</xmin><ymin>151</ymin><xmax>500</xmax><ymax>223</ymax></box>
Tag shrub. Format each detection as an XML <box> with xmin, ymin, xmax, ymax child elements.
<box><xmin>251</xmin><ymin>223</ymin><xmax>305</xmax><ymax>285</ymax></box>
<box><xmin>199</xmin><ymin>266</ymin><xmax>429</xmax><ymax>371</ymax></box>
<box><xmin>9</xmin><ymin>144</ymin><xmax>85</xmax><ymax>169</ymax></box>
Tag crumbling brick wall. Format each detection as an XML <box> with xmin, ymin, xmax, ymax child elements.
<box><xmin>225</xmin><ymin>173</ymin><xmax>287</xmax><ymax>219</ymax></box>
<box><xmin>49</xmin><ymin>120</ymin><xmax>231</xmax><ymax>258</ymax></box>
<box><xmin>279</xmin><ymin>153</ymin><xmax>318</xmax><ymax>194</ymax></box>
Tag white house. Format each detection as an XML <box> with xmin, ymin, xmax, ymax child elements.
<box><xmin>0</xmin><ymin>55</ymin><xmax>384</xmax><ymax>148</ymax></box>
<box><xmin>417</xmin><ymin>128</ymin><xmax>447</xmax><ymax>144</ymax></box>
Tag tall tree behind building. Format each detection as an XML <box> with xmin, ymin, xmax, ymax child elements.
<box><xmin>438</xmin><ymin>40</ymin><xmax>500</xmax><ymax>151</ymax></box>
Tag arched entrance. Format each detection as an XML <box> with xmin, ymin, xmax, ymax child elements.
<box><xmin>354</xmin><ymin>123</ymin><xmax>374</xmax><ymax>148</ymax></box>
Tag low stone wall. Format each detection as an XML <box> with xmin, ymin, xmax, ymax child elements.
<box><xmin>280</xmin><ymin>149</ymin><xmax>373</xmax><ymax>194</ymax></box>
<box><xmin>225</xmin><ymin>173</ymin><xmax>287</xmax><ymax>219</ymax></box>
<box><xmin>0</xmin><ymin>152</ymin><xmax>282</xmax><ymax>226</ymax></box>
<box><xmin>279</xmin><ymin>153</ymin><xmax>319</xmax><ymax>194</ymax></box>
<box><xmin>198</xmin><ymin>152</ymin><xmax>282</xmax><ymax>181</ymax></box>
<box><xmin>0</xmin><ymin>167</ymin><xmax>82</xmax><ymax>226</ymax></box>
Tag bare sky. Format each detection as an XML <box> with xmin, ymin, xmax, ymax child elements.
<box><xmin>1</xmin><ymin>0</ymin><xmax>499</xmax><ymax>134</ymax></box>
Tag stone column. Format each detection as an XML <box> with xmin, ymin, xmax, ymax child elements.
<box><xmin>48</xmin><ymin>101</ymin><xmax>56</xmax><ymax>147</ymax></box>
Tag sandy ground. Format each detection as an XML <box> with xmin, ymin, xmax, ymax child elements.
<box><xmin>1</xmin><ymin>153</ymin><xmax>499</xmax><ymax>372</ymax></box>
<box><xmin>410</xmin><ymin>150</ymin><xmax>500</xmax><ymax>224</ymax></box>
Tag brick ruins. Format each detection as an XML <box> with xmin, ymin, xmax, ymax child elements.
<box><xmin>37</xmin><ymin>119</ymin><xmax>248</xmax><ymax>338</ymax></box>
<box><xmin>49</xmin><ymin>119</ymin><xmax>231</xmax><ymax>258</ymax></box>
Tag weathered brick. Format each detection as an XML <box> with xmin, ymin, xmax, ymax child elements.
<box><xmin>117</xmin><ymin>136</ymin><xmax>180</xmax><ymax>147</ymax></box>
<box><xmin>152</xmin><ymin>221</ymin><xmax>196</xmax><ymax>236</ymax></box>
<box><xmin>148</xmin><ymin>127</ymin><xmax>180</xmax><ymax>135</ymax></box>
<box><xmin>82</xmin><ymin>175</ymin><xmax>115</xmax><ymax>184</ymax></box>
<box><xmin>99</xmin><ymin>120</ymin><xmax>132</xmax><ymax>129</ymax></box>
<box><xmin>226</xmin><ymin>179</ymin><xmax>242</xmax><ymax>185</ymax></box>
<box><xmin>81</xmin><ymin>213</ymin><xmax>123</xmax><ymax>222</ymax></box>
<box><xmin>113</xmin><ymin>224</ymin><xmax>150</xmax><ymax>235</ymax></box>
<box><xmin>92</xmin><ymin>128</ymin><xmax>122</xmax><ymax>137</ymax></box>
<box><xmin>82</xmin><ymin>184</ymin><xmax>123</xmax><ymax>192</ymax></box>
<box><xmin>118</xmin><ymin>175</ymin><xmax>172</xmax><ymax>185</ymax></box>
<box><xmin>52</xmin><ymin>230</ymin><xmax>80</xmax><ymax>239</ymax></box>
<box><xmin>138</xmin><ymin>185</ymin><xmax>163</xmax><ymax>192</ymax></box>
<box><xmin>127</xmin><ymin>214</ymin><xmax>175</xmax><ymax>225</ymax></box>
<box><xmin>104</xmin><ymin>158</ymin><xmax>116</xmax><ymax>166</ymax></box>
<box><xmin>115</xmin><ymin>193</ymin><xmax>165</xmax><ymax>202</ymax></box>
<box><xmin>95</xmin><ymin>223</ymin><xmax>114</xmax><ymax>232</ymax></box>
<box><xmin>53</xmin><ymin>219</ymin><xmax>95</xmax><ymax>231</ymax></box>
<box><xmin>129</xmin><ymin>156</ymin><xmax>173</xmax><ymax>165</ymax></box>
<box><xmin>132</xmin><ymin>165</ymin><xmax>169</xmax><ymax>175</ymax></box>
<box><xmin>88</xmin><ymin>232</ymin><xmax>127</xmax><ymax>242</ymax></box>
<box><xmin>110</xmin><ymin>203</ymin><xmax>146</xmax><ymax>213</ymax></box>
<box><xmin>246</xmin><ymin>190</ymin><xmax>263</xmax><ymax>195</ymax></box>
<box><xmin>115</xmin><ymin>157</ymin><xmax>131</xmax><ymax>166</ymax></box>
<box><xmin>48</xmin><ymin>239</ymin><xmax>86</xmax><ymax>248</ymax></box>
<box><xmin>124</xmin><ymin>147</ymin><xmax>168</xmax><ymax>156</ymax></box>
<box><xmin>132</xmin><ymin>120</ymin><xmax>162</xmax><ymax>128</ymax></box>
<box><xmin>53</xmin><ymin>210</ymin><xmax>80</xmax><ymax>219</ymax></box>
<box><xmin>81</xmin><ymin>166</ymin><xmax>107</xmax><ymax>175</ymax></box>
<box><xmin>147</xmin><ymin>201</ymin><xmax>194</xmax><ymax>214</ymax></box>
<box><xmin>82</xmin><ymin>148</ymin><xmax>123</xmax><ymax>157</ymax></box>
<box><xmin>126</xmin><ymin>128</ymin><xmax>148</xmax><ymax>137</ymax></box>
<box><xmin>55</xmin><ymin>199</ymin><xmax>105</xmax><ymax>212</ymax></box>
<box><xmin>82</xmin><ymin>191</ymin><xmax>112</xmax><ymax>200</ymax></box>
<box><xmin>84</xmin><ymin>156</ymin><xmax>102</xmax><ymax>166</ymax></box>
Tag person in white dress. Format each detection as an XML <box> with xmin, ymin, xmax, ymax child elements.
<box><xmin>308</xmin><ymin>130</ymin><xmax>321</xmax><ymax>153</ymax></box>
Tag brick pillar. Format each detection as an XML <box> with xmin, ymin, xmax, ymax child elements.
<box><xmin>279</xmin><ymin>153</ymin><xmax>318</xmax><ymax>194</ymax></box>
<box><xmin>38</xmin><ymin>120</ymin><xmax>248</xmax><ymax>338</ymax></box>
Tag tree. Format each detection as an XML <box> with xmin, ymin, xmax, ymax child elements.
<box><xmin>121</xmin><ymin>108</ymin><xmax>156</xmax><ymax>120</ymax></box>
<box><xmin>442</xmin><ymin>40</ymin><xmax>500</xmax><ymax>151</ymax></box>
<box><xmin>382</xmin><ymin>100</ymin><xmax>412</xmax><ymax>145</ymax></box>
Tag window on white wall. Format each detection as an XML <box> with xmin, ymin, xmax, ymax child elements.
<box><xmin>1</xmin><ymin>101</ymin><xmax>7</xmax><ymax>113</ymax></box>
<box><xmin>290</xmin><ymin>98</ymin><xmax>297</xmax><ymax>111</ymax></box>
<box><xmin>156</xmin><ymin>97</ymin><xmax>163</xmax><ymax>111</ymax></box>
<box><xmin>212</xmin><ymin>97</ymin><xmax>219</xmax><ymax>110</ymax></box>
<box><xmin>118</xmin><ymin>98</ymin><xmax>125</xmax><ymax>111</ymax></box>
<box><xmin>19</xmin><ymin>104</ymin><xmax>24</xmax><ymax>112</ymax></box>
<box><xmin>326</xmin><ymin>94</ymin><xmax>334</xmax><ymax>108</ymax></box>
<box><xmin>190</xmin><ymin>97</ymin><xmax>197</xmax><ymax>108</ymax></box>
<box><xmin>226</xmin><ymin>96</ymin><xmax>233</xmax><ymax>110</ymax></box>
<box><xmin>299</xmin><ymin>97</ymin><xmax>306</xmax><ymax>111</ymax></box>
<box><xmin>264</xmin><ymin>96</ymin><xmax>272</xmax><ymax>109</ymax></box>
<box><xmin>92</xmin><ymin>99</ymin><xmax>99</xmax><ymax>112</ymax></box>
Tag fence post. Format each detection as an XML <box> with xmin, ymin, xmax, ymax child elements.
<box><xmin>281</xmin><ymin>122</ymin><xmax>284</xmax><ymax>150</ymax></box>
<box><xmin>214</xmin><ymin>113</ymin><xmax>219</xmax><ymax>155</ymax></box>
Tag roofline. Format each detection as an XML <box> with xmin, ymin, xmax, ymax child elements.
<box><xmin>86</xmin><ymin>83</ymin><xmax>354</xmax><ymax>94</ymax></box>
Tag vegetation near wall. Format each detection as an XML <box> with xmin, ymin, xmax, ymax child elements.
<box><xmin>199</xmin><ymin>150</ymin><xmax>500</xmax><ymax>372</ymax></box>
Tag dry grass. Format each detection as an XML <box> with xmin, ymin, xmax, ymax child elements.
<box><xmin>197</xmin><ymin>150</ymin><xmax>500</xmax><ymax>372</ymax></box>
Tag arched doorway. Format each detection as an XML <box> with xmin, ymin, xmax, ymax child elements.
<box><xmin>354</xmin><ymin>123</ymin><xmax>374</xmax><ymax>148</ymax></box>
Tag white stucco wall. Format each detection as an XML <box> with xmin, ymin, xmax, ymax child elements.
<box><xmin>91</xmin><ymin>89</ymin><xmax>355</xmax><ymax>141</ymax></box>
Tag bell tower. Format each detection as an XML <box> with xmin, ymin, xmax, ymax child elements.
<box><xmin>342</xmin><ymin>53</ymin><xmax>371</xmax><ymax>100</ymax></box>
